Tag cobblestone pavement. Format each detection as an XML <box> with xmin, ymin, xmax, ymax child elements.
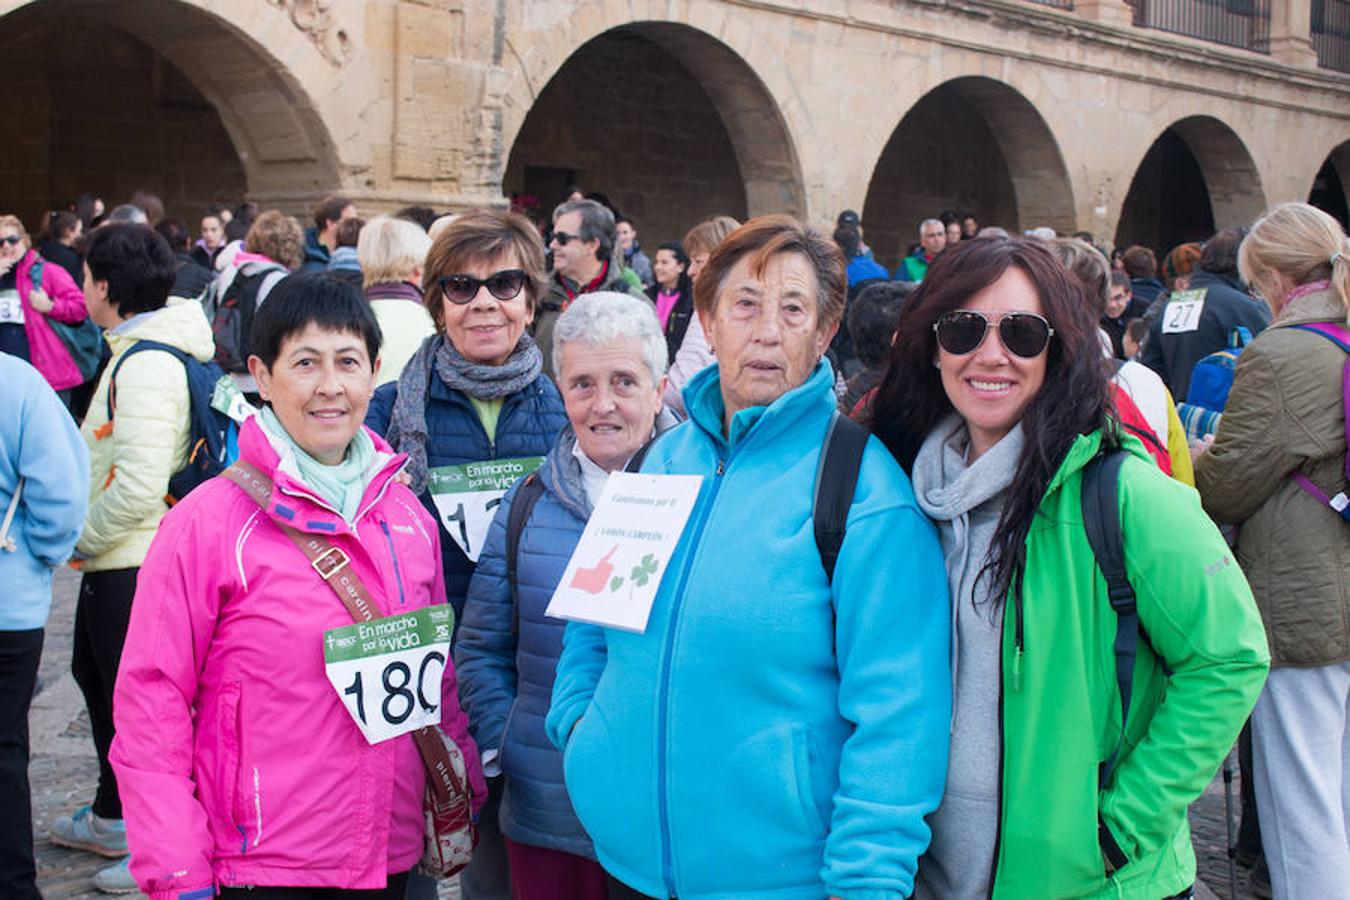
<box><xmin>31</xmin><ymin>569</ymin><xmax>1253</xmax><ymax>899</ymax></box>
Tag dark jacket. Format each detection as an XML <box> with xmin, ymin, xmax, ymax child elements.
<box><xmin>1130</xmin><ymin>276</ymin><xmax>1166</xmax><ymax>307</ymax></box>
<box><xmin>647</xmin><ymin>277</ymin><xmax>695</xmax><ymax>364</ymax></box>
<box><xmin>1140</xmin><ymin>269</ymin><xmax>1270</xmax><ymax>399</ymax></box>
<box><xmin>37</xmin><ymin>239</ymin><xmax>83</xmax><ymax>288</ymax></box>
<box><xmin>535</xmin><ymin>246</ymin><xmax>648</xmax><ymax>379</ymax></box>
<box><xmin>300</xmin><ymin>226</ymin><xmax>331</xmax><ymax>273</ymax></box>
<box><xmin>170</xmin><ymin>252</ymin><xmax>214</xmax><ymax>300</ymax></box>
<box><xmin>189</xmin><ymin>241</ymin><xmax>220</xmax><ymax>272</ymax></box>
<box><xmin>365</xmin><ymin>371</ymin><xmax>567</xmax><ymax>625</ymax></box>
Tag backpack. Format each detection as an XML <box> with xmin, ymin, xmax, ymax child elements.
<box><xmin>107</xmin><ymin>340</ymin><xmax>242</xmax><ymax>504</ymax></box>
<box><xmin>1287</xmin><ymin>322</ymin><xmax>1350</xmax><ymax>521</ymax></box>
<box><xmin>1175</xmin><ymin>325</ymin><xmax>1254</xmax><ymax>439</ymax></box>
<box><xmin>29</xmin><ymin>256</ymin><xmax>106</xmax><ymax>382</ymax></box>
<box><xmin>504</xmin><ymin>412</ymin><xmax>870</xmax><ymax>604</ymax></box>
<box><xmin>202</xmin><ymin>262</ymin><xmax>287</xmax><ymax>373</ymax></box>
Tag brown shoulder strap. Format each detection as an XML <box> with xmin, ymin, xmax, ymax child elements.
<box><xmin>221</xmin><ymin>462</ymin><xmax>462</xmax><ymax>800</ymax></box>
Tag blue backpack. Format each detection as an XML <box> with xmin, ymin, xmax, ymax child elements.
<box><xmin>107</xmin><ymin>340</ymin><xmax>241</xmax><ymax>504</ymax></box>
<box><xmin>1176</xmin><ymin>325</ymin><xmax>1254</xmax><ymax>440</ymax></box>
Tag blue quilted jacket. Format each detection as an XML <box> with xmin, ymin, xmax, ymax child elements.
<box><xmin>365</xmin><ymin>368</ymin><xmax>567</xmax><ymax>627</ymax></box>
<box><xmin>455</xmin><ymin>425</ymin><xmax>596</xmax><ymax>856</ymax></box>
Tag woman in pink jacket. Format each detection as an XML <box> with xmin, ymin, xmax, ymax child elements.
<box><xmin>0</xmin><ymin>213</ymin><xmax>89</xmax><ymax>395</ymax></box>
<box><xmin>110</xmin><ymin>274</ymin><xmax>487</xmax><ymax>900</ymax></box>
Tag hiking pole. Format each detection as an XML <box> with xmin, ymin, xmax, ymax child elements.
<box><xmin>1222</xmin><ymin>746</ymin><xmax>1239</xmax><ymax>900</ymax></box>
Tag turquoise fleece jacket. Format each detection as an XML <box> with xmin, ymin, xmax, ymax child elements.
<box><xmin>547</xmin><ymin>360</ymin><xmax>951</xmax><ymax>900</ymax></box>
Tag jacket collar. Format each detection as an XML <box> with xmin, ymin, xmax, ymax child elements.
<box><xmin>1272</xmin><ymin>285</ymin><xmax>1344</xmax><ymax>329</ymax></box>
<box><xmin>683</xmin><ymin>357</ymin><xmax>837</xmax><ymax>454</ymax></box>
<box><xmin>236</xmin><ymin>415</ymin><xmax>406</xmax><ymax>535</ymax></box>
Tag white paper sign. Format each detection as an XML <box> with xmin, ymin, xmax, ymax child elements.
<box><xmin>323</xmin><ymin>606</ymin><xmax>452</xmax><ymax>745</ymax></box>
<box><xmin>0</xmin><ymin>289</ymin><xmax>24</xmax><ymax>325</ymax></box>
<box><xmin>546</xmin><ymin>472</ymin><xmax>703</xmax><ymax>633</ymax></box>
<box><xmin>1162</xmin><ymin>289</ymin><xmax>1206</xmax><ymax>334</ymax></box>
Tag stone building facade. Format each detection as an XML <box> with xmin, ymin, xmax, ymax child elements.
<box><xmin>0</xmin><ymin>0</ymin><xmax>1346</xmax><ymax>264</ymax></box>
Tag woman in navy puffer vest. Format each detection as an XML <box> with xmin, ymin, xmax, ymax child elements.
<box><xmin>456</xmin><ymin>292</ymin><xmax>675</xmax><ymax>899</ymax></box>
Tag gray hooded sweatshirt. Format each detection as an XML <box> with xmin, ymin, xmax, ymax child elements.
<box><xmin>910</xmin><ymin>417</ymin><xmax>1024</xmax><ymax>899</ymax></box>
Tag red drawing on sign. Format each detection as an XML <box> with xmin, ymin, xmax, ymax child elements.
<box><xmin>571</xmin><ymin>545</ymin><xmax>618</xmax><ymax>594</ymax></box>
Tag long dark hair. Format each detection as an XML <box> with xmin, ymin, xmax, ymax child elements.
<box><xmin>868</xmin><ymin>236</ymin><xmax>1114</xmax><ymax>607</ymax></box>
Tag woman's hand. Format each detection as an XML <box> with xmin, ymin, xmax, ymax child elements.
<box><xmin>1188</xmin><ymin>434</ymin><xmax>1215</xmax><ymax>464</ymax></box>
<box><xmin>29</xmin><ymin>288</ymin><xmax>54</xmax><ymax>314</ymax></box>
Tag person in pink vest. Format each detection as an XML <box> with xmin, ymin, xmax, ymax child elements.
<box><xmin>110</xmin><ymin>274</ymin><xmax>486</xmax><ymax>900</ymax></box>
<box><xmin>0</xmin><ymin>213</ymin><xmax>89</xmax><ymax>397</ymax></box>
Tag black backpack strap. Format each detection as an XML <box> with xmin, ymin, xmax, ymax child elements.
<box><xmin>1081</xmin><ymin>451</ymin><xmax>1139</xmax><ymax>788</ymax></box>
<box><xmin>106</xmin><ymin>340</ymin><xmax>191</xmax><ymax>419</ymax></box>
<box><xmin>623</xmin><ymin>433</ymin><xmax>660</xmax><ymax>473</ymax></box>
<box><xmin>505</xmin><ymin>473</ymin><xmax>547</xmax><ymax>623</ymax></box>
<box><xmin>813</xmin><ymin>412</ymin><xmax>869</xmax><ymax>583</ymax></box>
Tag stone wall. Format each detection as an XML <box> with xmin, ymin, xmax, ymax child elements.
<box><xmin>501</xmin><ymin>30</ymin><xmax>748</xmax><ymax>247</ymax></box>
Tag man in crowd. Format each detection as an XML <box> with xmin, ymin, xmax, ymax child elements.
<box><xmin>1123</xmin><ymin>244</ymin><xmax>1167</xmax><ymax>306</ymax></box>
<box><xmin>300</xmin><ymin>194</ymin><xmax>357</xmax><ymax>272</ymax></box>
<box><xmin>1101</xmin><ymin>271</ymin><xmax>1149</xmax><ymax>358</ymax></box>
<box><xmin>616</xmin><ymin>216</ymin><xmax>653</xmax><ymax>288</ymax></box>
<box><xmin>899</xmin><ymin>218</ymin><xmax>947</xmax><ymax>282</ymax></box>
<box><xmin>536</xmin><ymin>199</ymin><xmax>646</xmax><ymax>378</ymax></box>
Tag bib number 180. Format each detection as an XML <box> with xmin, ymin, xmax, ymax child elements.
<box><xmin>323</xmin><ymin>606</ymin><xmax>454</xmax><ymax>744</ymax></box>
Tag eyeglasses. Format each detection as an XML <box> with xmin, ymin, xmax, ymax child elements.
<box><xmin>550</xmin><ymin>231</ymin><xmax>580</xmax><ymax>246</ymax></box>
<box><xmin>0</xmin><ymin>235</ymin><xmax>23</xmax><ymax>246</ymax></box>
<box><xmin>438</xmin><ymin>269</ymin><xmax>528</xmax><ymax>305</ymax></box>
<box><xmin>934</xmin><ymin>310</ymin><xmax>1054</xmax><ymax>359</ymax></box>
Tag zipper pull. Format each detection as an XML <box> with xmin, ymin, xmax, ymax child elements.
<box><xmin>1012</xmin><ymin>646</ymin><xmax>1023</xmax><ymax>692</ymax></box>
<box><xmin>715</xmin><ymin>458</ymin><xmax>726</xmax><ymax>476</ymax></box>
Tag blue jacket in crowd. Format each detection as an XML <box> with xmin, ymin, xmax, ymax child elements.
<box><xmin>846</xmin><ymin>254</ymin><xmax>889</xmax><ymax>289</ymax></box>
<box><xmin>299</xmin><ymin>226</ymin><xmax>330</xmax><ymax>273</ymax></box>
<box><xmin>547</xmin><ymin>360</ymin><xmax>952</xmax><ymax>900</ymax></box>
<box><xmin>456</xmin><ymin>425</ymin><xmax>600</xmax><ymax>858</ymax></box>
<box><xmin>0</xmin><ymin>354</ymin><xmax>89</xmax><ymax>631</ymax></box>
<box><xmin>366</xmin><ymin>371</ymin><xmax>567</xmax><ymax>625</ymax></box>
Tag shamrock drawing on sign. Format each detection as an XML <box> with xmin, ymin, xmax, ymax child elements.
<box><xmin>631</xmin><ymin>553</ymin><xmax>658</xmax><ymax>586</ymax></box>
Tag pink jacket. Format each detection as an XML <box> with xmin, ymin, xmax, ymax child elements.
<box><xmin>14</xmin><ymin>250</ymin><xmax>88</xmax><ymax>390</ymax></box>
<box><xmin>110</xmin><ymin>418</ymin><xmax>487</xmax><ymax>899</ymax></box>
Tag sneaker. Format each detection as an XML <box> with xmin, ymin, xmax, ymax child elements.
<box><xmin>49</xmin><ymin>806</ymin><xmax>128</xmax><ymax>857</ymax></box>
<box><xmin>92</xmin><ymin>857</ymin><xmax>137</xmax><ymax>895</ymax></box>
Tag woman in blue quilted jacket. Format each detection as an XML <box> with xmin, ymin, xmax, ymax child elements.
<box><xmin>364</xmin><ymin>210</ymin><xmax>567</xmax><ymax>900</ymax></box>
<box><xmin>456</xmin><ymin>292</ymin><xmax>675</xmax><ymax>900</ymax></box>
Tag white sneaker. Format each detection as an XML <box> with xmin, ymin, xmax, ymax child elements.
<box><xmin>49</xmin><ymin>806</ymin><xmax>128</xmax><ymax>858</ymax></box>
<box><xmin>92</xmin><ymin>856</ymin><xmax>138</xmax><ymax>894</ymax></box>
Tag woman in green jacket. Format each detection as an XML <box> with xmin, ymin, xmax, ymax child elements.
<box><xmin>869</xmin><ymin>235</ymin><xmax>1269</xmax><ymax>899</ymax></box>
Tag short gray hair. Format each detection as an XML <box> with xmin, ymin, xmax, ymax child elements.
<box><xmin>107</xmin><ymin>204</ymin><xmax>148</xmax><ymax>225</ymax></box>
<box><xmin>919</xmin><ymin>218</ymin><xmax>943</xmax><ymax>236</ymax></box>
<box><xmin>553</xmin><ymin>198</ymin><xmax>616</xmax><ymax>260</ymax></box>
<box><xmin>552</xmin><ymin>291</ymin><xmax>668</xmax><ymax>384</ymax></box>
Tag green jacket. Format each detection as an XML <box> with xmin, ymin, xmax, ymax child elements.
<box><xmin>990</xmin><ymin>429</ymin><xmax>1268</xmax><ymax>899</ymax></box>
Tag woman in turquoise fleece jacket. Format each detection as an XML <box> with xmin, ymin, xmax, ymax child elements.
<box><xmin>547</xmin><ymin>216</ymin><xmax>951</xmax><ymax>900</ymax></box>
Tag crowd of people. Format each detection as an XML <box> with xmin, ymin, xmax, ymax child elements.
<box><xmin>0</xmin><ymin>183</ymin><xmax>1347</xmax><ymax>900</ymax></box>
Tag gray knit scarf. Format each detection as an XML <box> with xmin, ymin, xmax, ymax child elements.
<box><xmin>386</xmin><ymin>332</ymin><xmax>543</xmax><ymax>494</ymax></box>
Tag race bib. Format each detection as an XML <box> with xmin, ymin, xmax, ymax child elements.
<box><xmin>0</xmin><ymin>289</ymin><xmax>24</xmax><ymax>325</ymax></box>
<box><xmin>323</xmin><ymin>606</ymin><xmax>453</xmax><ymax>745</ymax></box>
<box><xmin>428</xmin><ymin>457</ymin><xmax>544</xmax><ymax>562</ymax></box>
<box><xmin>210</xmin><ymin>374</ymin><xmax>257</xmax><ymax>423</ymax></box>
<box><xmin>1162</xmin><ymin>289</ymin><xmax>1206</xmax><ymax>334</ymax></box>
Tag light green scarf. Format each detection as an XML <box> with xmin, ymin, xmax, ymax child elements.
<box><xmin>258</xmin><ymin>406</ymin><xmax>377</xmax><ymax>522</ymax></box>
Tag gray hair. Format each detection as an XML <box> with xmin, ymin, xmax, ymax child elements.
<box><xmin>552</xmin><ymin>291</ymin><xmax>669</xmax><ymax>384</ymax></box>
<box><xmin>107</xmin><ymin>204</ymin><xmax>148</xmax><ymax>225</ymax></box>
<box><xmin>919</xmin><ymin>218</ymin><xmax>943</xmax><ymax>236</ymax></box>
<box><xmin>553</xmin><ymin>198</ymin><xmax>616</xmax><ymax>260</ymax></box>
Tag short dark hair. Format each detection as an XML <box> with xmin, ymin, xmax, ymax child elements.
<box><xmin>313</xmin><ymin>195</ymin><xmax>353</xmax><ymax>230</ymax></box>
<box><xmin>394</xmin><ymin>205</ymin><xmax>439</xmax><ymax>232</ymax></box>
<box><xmin>335</xmin><ymin>217</ymin><xmax>365</xmax><ymax>249</ymax></box>
<box><xmin>84</xmin><ymin>224</ymin><xmax>177</xmax><ymax>317</ymax></box>
<box><xmin>833</xmin><ymin>223</ymin><xmax>862</xmax><ymax>259</ymax></box>
<box><xmin>1110</xmin><ymin>271</ymin><xmax>1131</xmax><ymax>292</ymax></box>
<box><xmin>848</xmin><ymin>280</ymin><xmax>913</xmax><ymax>368</ymax></box>
<box><xmin>1121</xmin><ymin>245</ymin><xmax>1157</xmax><ymax>279</ymax></box>
<box><xmin>249</xmin><ymin>273</ymin><xmax>382</xmax><ymax>370</ymax></box>
<box><xmin>615</xmin><ymin>215</ymin><xmax>636</xmax><ymax>229</ymax></box>
<box><xmin>154</xmin><ymin>217</ymin><xmax>192</xmax><ymax>252</ymax></box>
<box><xmin>1125</xmin><ymin>317</ymin><xmax>1149</xmax><ymax>346</ymax></box>
<box><xmin>1200</xmin><ymin>226</ymin><xmax>1247</xmax><ymax>277</ymax></box>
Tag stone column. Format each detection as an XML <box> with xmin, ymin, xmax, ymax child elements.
<box><xmin>1268</xmin><ymin>0</ymin><xmax>1318</xmax><ymax>66</ymax></box>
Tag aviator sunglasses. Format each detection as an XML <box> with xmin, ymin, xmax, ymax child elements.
<box><xmin>933</xmin><ymin>309</ymin><xmax>1055</xmax><ymax>359</ymax></box>
<box><xmin>0</xmin><ymin>235</ymin><xmax>23</xmax><ymax>246</ymax></box>
<box><xmin>438</xmin><ymin>269</ymin><xmax>528</xmax><ymax>305</ymax></box>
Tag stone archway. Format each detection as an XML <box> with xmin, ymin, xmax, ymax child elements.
<box><xmin>0</xmin><ymin>0</ymin><xmax>344</xmax><ymax>226</ymax></box>
<box><xmin>1309</xmin><ymin>140</ymin><xmax>1350</xmax><ymax>230</ymax></box>
<box><xmin>501</xmin><ymin>20</ymin><xmax>804</xmax><ymax>245</ymax></box>
<box><xmin>1116</xmin><ymin>116</ymin><xmax>1265</xmax><ymax>254</ymax></box>
<box><xmin>861</xmin><ymin>76</ymin><xmax>1075</xmax><ymax>272</ymax></box>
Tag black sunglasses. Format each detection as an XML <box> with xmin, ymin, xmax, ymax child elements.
<box><xmin>550</xmin><ymin>230</ymin><xmax>581</xmax><ymax>246</ymax></box>
<box><xmin>438</xmin><ymin>269</ymin><xmax>528</xmax><ymax>305</ymax></box>
<box><xmin>934</xmin><ymin>310</ymin><xmax>1054</xmax><ymax>359</ymax></box>
<box><xmin>0</xmin><ymin>235</ymin><xmax>23</xmax><ymax>246</ymax></box>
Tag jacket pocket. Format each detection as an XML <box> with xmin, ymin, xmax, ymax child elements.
<box><xmin>497</xmin><ymin>701</ymin><xmax>520</xmax><ymax>777</ymax></box>
<box><xmin>791</xmin><ymin>726</ymin><xmax>830</xmax><ymax>837</ymax></box>
<box><xmin>215</xmin><ymin>682</ymin><xmax>248</xmax><ymax>852</ymax></box>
